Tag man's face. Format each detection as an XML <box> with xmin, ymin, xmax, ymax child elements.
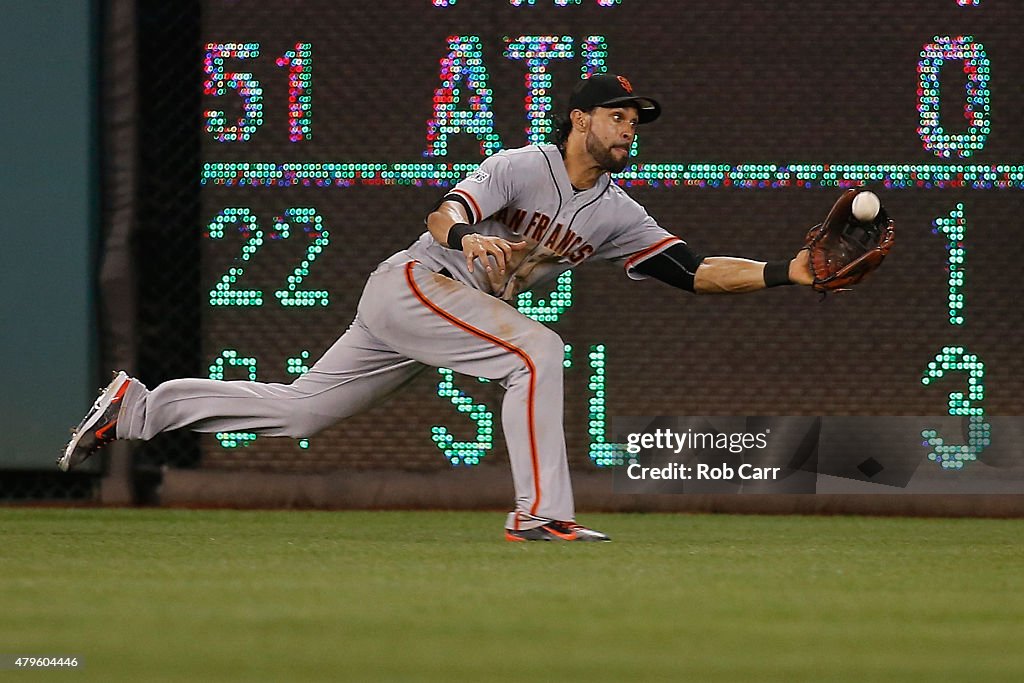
<box><xmin>583</xmin><ymin>106</ymin><xmax>639</xmax><ymax>173</ymax></box>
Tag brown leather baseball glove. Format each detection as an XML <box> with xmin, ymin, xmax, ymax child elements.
<box><xmin>804</xmin><ymin>188</ymin><xmax>895</xmax><ymax>292</ymax></box>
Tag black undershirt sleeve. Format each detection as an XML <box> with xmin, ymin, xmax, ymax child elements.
<box><xmin>425</xmin><ymin>193</ymin><xmax>480</xmax><ymax>248</ymax></box>
<box><xmin>427</xmin><ymin>193</ymin><xmax>475</xmax><ymax>224</ymax></box>
<box><xmin>632</xmin><ymin>242</ymin><xmax>705</xmax><ymax>293</ymax></box>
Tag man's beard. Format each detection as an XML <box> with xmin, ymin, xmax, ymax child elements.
<box><xmin>586</xmin><ymin>130</ymin><xmax>630</xmax><ymax>173</ymax></box>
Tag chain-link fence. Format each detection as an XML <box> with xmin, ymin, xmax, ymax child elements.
<box><xmin>130</xmin><ymin>0</ymin><xmax>203</xmax><ymax>473</ymax></box>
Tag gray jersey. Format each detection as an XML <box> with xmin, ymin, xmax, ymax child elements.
<box><xmin>403</xmin><ymin>144</ymin><xmax>685</xmax><ymax>300</ymax></box>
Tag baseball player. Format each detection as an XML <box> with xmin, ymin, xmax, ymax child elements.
<box><xmin>61</xmin><ymin>74</ymin><xmax>813</xmax><ymax>541</ymax></box>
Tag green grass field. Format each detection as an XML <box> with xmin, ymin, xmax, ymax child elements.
<box><xmin>2</xmin><ymin>509</ymin><xmax>1022</xmax><ymax>682</ymax></box>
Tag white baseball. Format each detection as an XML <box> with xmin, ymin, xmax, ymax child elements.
<box><xmin>851</xmin><ymin>191</ymin><xmax>881</xmax><ymax>222</ymax></box>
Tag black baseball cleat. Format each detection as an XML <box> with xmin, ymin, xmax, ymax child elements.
<box><xmin>58</xmin><ymin>371</ymin><xmax>132</xmax><ymax>472</ymax></box>
<box><xmin>505</xmin><ymin>520</ymin><xmax>611</xmax><ymax>542</ymax></box>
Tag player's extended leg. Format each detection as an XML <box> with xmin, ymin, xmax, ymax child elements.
<box><xmin>121</xmin><ymin>321</ymin><xmax>424</xmax><ymax>439</ymax></box>
<box><xmin>59</xmin><ymin>319</ymin><xmax>425</xmax><ymax>470</ymax></box>
<box><xmin>359</xmin><ymin>260</ymin><xmax>578</xmax><ymax>530</ymax></box>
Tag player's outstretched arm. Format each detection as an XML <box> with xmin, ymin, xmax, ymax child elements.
<box><xmin>694</xmin><ymin>249</ymin><xmax>812</xmax><ymax>294</ymax></box>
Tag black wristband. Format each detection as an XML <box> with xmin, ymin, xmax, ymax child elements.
<box><xmin>446</xmin><ymin>222</ymin><xmax>477</xmax><ymax>250</ymax></box>
<box><xmin>763</xmin><ymin>260</ymin><xmax>793</xmax><ymax>288</ymax></box>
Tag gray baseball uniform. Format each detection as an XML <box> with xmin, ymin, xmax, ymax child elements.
<box><xmin>115</xmin><ymin>143</ymin><xmax>685</xmax><ymax>529</ymax></box>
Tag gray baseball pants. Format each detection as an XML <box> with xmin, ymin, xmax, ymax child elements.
<box><xmin>116</xmin><ymin>255</ymin><xmax>575</xmax><ymax>527</ymax></box>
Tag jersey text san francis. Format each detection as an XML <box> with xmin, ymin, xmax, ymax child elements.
<box><xmin>401</xmin><ymin>144</ymin><xmax>685</xmax><ymax>300</ymax></box>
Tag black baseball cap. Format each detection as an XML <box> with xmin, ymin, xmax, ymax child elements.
<box><xmin>567</xmin><ymin>73</ymin><xmax>661</xmax><ymax>124</ymax></box>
